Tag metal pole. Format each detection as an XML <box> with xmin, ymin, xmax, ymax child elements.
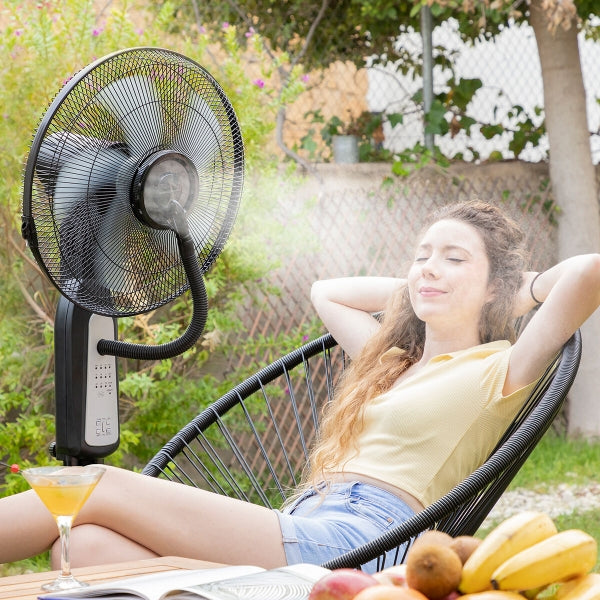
<box><xmin>421</xmin><ymin>5</ymin><xmax>434</xmax><ymax>151</ymax></box>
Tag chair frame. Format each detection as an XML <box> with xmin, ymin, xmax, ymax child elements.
<box><xmin>142</xmin><ymin>329</ymin><xmax>581</xmax><ymax>571</ymax></box>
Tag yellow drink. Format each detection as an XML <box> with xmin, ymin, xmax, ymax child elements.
<box><xmin>22</xmin><ymin>464</ymin><xmax>106</xmax><ymax>591</ymax></box>
<box><xmin>30</xmin><ymin>479</ymin><xmax>99</xmax><ymax>519</ymax></box>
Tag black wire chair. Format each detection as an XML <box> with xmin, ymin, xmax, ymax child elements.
<box><xmin>142</xmin><ymin>329</ymin><xmax>582</xmax><ymax>571</ymax></box>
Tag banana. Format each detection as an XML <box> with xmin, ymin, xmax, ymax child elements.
<box><xmin>555</xmin><ymin>578</ymin><xmax>590</xmax><ymax>600</ymax></box>
<box><xmin>491</xmin><ymin>529</ymin><xmax>598</xmax><ymax>592</ymax></box>
<box><xmin>459</xmin><ymin>511</ymin><xmax>558</xmax><ymax>594</ymax></box>
<box><xmin>459</xmin><ymin>592</ymin><xmax>526</xmax><ymax>600</ymax></box>
<box><xmin>558</xmin><ymin>573</ymin><xmax>600</xmax><ymax>600</ymax></box>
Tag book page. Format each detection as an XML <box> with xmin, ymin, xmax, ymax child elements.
<box><xmin>39</xmin><ymin>565</ymin><xmax>265</xmax><ymax>600</ymax></box>
<box><xmin>163</xmin><ymin>563</ymin><xmax>330</xmax><ymax>600</ymax></box>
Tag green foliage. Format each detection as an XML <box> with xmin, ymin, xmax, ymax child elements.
<box><xmin>301</xmin><ymin>109</ymin><xmax>398</xmax><ymax>163</ymax></box>
<box><xmin>389</xmin><ymin>142</ymin><xmax>450</xmax><ymax>177</ymax></box>
<box><xmin>158</xmin><ymin>0</ymin><xmax>598</xmax><ymax>72</ymax></box>
<box><xmin>158</xmin><ymin>1</ymin><xmax>420</xmax><ymax>71</ymax></box>
<box><xmin>0</xmin><ymin>551</ymin><xmax>50</xmax><ymax>577</ymax></box>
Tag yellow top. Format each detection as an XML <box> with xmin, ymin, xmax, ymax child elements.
<box><xmin>338</xmin><ymin>341</ymin><xmax>538</xmax><ymax>508</ymax></box>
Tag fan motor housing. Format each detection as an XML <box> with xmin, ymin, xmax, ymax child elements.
<box><xmin>132</xmin><ymin>150</ymin><xmax>199</xmax><ymax>231</ymax></box>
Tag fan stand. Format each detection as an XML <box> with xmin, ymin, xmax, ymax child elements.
<box><xmin>21</xmin><ymin>47</ymin><xmax>244</xmax><ymax>466</ymax></box>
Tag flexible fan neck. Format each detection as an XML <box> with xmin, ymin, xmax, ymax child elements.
<box><xmin>96</xmin><ymin>232</ymin><xmax>207</xmax><ymax>360</ymax></box>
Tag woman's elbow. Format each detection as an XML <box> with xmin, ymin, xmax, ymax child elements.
<box><xmin>310</xmin><ymin>280</ymin><xmax>330</xmax><ymax>310</ymax></box>
<box><xmin>570</xmin><ymin>254</ymin><xmax>600</xmax><ymax>305</ymax></box>
<box><xmin>580</xmin><ymin>254</ymin><xmax>600</xmax><ymax>285</ymax></box>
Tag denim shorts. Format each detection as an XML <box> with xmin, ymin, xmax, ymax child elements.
<box><xmin>274</xmin><ymin>481</ymin><xmax>416</xmax><ymax>574</ymax></box>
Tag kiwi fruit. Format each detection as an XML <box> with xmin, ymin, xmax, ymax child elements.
<box><xmin>412</xmin><ymin>530</ymin><xmax>454</xmax><ymax>549</ymax></box>
<box><xmin>449</xmin><ymin>535</ymin><xmax>482</xmax><ymax>564</ymax></box>
<box><xmin>405</xmin><ymin>542</ymin><xmax>463</xmax><ymax>600</ymax></box>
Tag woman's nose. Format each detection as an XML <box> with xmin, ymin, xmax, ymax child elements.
<box><xmin>421</xmin><ymin>258</ymin><xmax>439</xmax><ymax>278</ymax></box>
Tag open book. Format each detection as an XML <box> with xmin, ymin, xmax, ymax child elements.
<box><xmin>39</xmin><ymin>563</ymin><xmax>330</xmax><ymax>600</ymax></box>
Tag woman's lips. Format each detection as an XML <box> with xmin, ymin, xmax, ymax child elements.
<box><xmin>419</xmin><ymin>286</ymin><xmax>445</xmax><ymax>297</ymax></box>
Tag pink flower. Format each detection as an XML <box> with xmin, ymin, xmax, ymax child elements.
<box><xmin>301</xmin><ymin>74</ymin><xmax>309</xmax><ymax>83</ymax></box>
<box><xmin>15</xmin><ymin>29</ymin><xmax>23</xmax><ymax>36</ymax></box>
<box><xmin>222</xmin><ymin>22</ymin><xmax>229</xmax><ymax>29</ymax></box>
<box><xmin>92</xmin><ymin>28</ymin><xmax>101</xmax><ymax>36</ymax></box>
<box><xmin>199</xmin><ymin>25</ymin><xmax>206</xmax><ymax>34</ymax></box>
<box><xmin>245</xmin><ymin>27</ymin><xmax>255</xmax><ymax>38</ymax></box>
<box><xmin>253</xmin><ymin>79</ymin><xmax>265</xmax><ymax>89</ymax></box>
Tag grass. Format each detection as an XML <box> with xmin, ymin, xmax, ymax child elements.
<box><xmin>2</xmin><ymin>432</ymin><xmax>600</xmax><ymax>577</ymax></box>
<box><xmin>508</xmin><ymin>431</ymin><xmax>600</xmax><ymax>491</ymax></box>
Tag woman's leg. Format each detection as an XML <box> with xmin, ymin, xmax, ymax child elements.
<box><xmin>51</xmin><ymin>525</ymin><xmax>158</xmax><ymax>568</ymax></box>
<box><xmin>0</xmin><ymin>488</ymin><xmax>59</xmax><ymax>562</ymax></box>
<box><xmin>1</xmin><ymin>466</ymin><xmax>287</xmax><ymax>569</ymax></box>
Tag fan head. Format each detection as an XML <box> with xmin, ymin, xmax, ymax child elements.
<box><xmin>22</xmin><ymin>47</ymin><xmax>244</xmax><ymax>317</ymax></box>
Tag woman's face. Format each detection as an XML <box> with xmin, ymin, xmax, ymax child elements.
<box><xmin>407</xmin><ymin>218</ymin><xmax>494</xmax><ymax>336</ymax></box>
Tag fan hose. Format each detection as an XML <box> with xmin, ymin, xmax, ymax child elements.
<box><xmin>96</xmin><ymin>233</ymin><xmax>208</xmax><ymax>360</ymax></box>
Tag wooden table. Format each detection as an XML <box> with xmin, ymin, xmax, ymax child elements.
<box><xmin>0</xmin><ymin>556</ymin><xmax>222</xmax><ymax>600</ymax></box>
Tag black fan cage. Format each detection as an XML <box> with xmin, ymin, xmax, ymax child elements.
<box><xmin>22</xmin><ymin>47</ymin><xmax>244</xmax><ymax>317</ymax></box>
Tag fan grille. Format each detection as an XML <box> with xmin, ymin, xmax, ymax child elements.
<box><xmin>23</xmin><ymin>47</ymin><xmax>244</xmax><ymax>317</ymax></box>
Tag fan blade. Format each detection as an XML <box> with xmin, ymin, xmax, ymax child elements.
<box><xmin>58</xmin><ymin>196</ymin><xmax>102</xmax><ymax>293</ymax></box>
<box><xmin>95</xmin><ymin>196</ymin><xmax>181</xmax><ymax>312</ymax></box>
<box><xmin>174</xmin><ymin>93</ymin><xmax>224</xmax><ymax>245</ymax></box>
<box><xmin>96</xmin><ymin>75</ymin><xmax>163</xmax><ymax>157</ymax></box>
<box><xmin>53</xmin><ymin>147</ymin><xmax>127</xmax><ymax>224</ymax></box>
<box><xmin>175</xmin><ymin>92</ymin><xmax>223</xmax><ymax>170</ymax></box>
<box><xmin>95</xmin><ymin>197</ymin><xmax>132</xmax><ymax>292</ymax></box>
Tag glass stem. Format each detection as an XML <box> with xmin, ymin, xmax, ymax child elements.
<box><xmin>56</xmin><ymin>516</ymin><xmax>74</xmax><ymax>579</ymax></box>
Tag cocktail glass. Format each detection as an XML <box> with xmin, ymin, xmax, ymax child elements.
<box><xmin>22</xmin><ymin>465</ymin><xmax>106</xmax><ymax>591</ymax></box>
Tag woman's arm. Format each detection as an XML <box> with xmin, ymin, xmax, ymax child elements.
<box><xmin>311</xmin><ymin>276</ymin><xmax>406</xmax><ymax>359</ymax></box>
<box><xmin>512</xmin><ymin>271</ymin><xmax>543</xmax><ymax>318</ymax></box>
<box><xmin>506</xmin><ymin>254</ymin><xmax>600</xmax><ymax>394</ymax></box>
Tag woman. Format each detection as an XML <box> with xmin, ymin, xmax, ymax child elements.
<box><xmin>1</xmin><ymin>200</ymin><xmax>599</xmax><ymax>572</ymax></box>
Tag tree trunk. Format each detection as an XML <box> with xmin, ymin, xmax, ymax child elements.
<box><xmin>530</xmin><ymin>0</ymin><xmax>600</xmax><ymax>436</ymax></box>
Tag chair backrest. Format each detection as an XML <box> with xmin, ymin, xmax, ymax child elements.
<box><xmin>142</xmin><ymin>329</ymin><xmax>582</xmax><ymax>570</ymax></box>
<box><xmin>142</xmin><ymin>333</ymin><xmax>344</xmax><ymax>506</ymax></box>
